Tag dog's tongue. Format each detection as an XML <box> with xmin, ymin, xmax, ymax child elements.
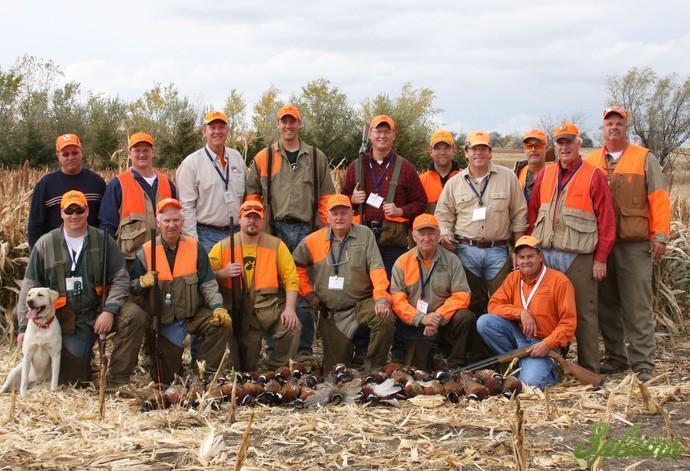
<box><xmin>26</xmin><ymin>308</ymin><xmax>39</xmax><ymax>320</ymax></box>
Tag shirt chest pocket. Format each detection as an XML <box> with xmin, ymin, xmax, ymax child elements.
<box><xmin>229</xmin><ymin>166</ymin><xmax>245</xmax><ymax>194</ymax></box>
<box><xmin>455</xmin><ymin>193</ymin><xmax>475</xmax><ymax>209</ymax></box>
<box><xmin>346</xmin><ymin>244</ymin><xmax>366</xmax><ymax>270</ymax></box>
<box><xmin>487</xmin><ymin>192</ymin><xmax>509</xmax><ymax>212</ymax></box>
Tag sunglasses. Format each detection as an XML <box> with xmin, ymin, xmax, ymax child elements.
<box><xmin>60</xmin><ymin>150</ymin><xmax>80</xmax><ymax>157</ymax></box>
<box><xmin>63</xmin><ymin>206</ymin><xmax>86</xmax><ymax>215</ymax></box>
<box><xmin>523</xmin><ymin>143</ymin><xmax>546</xmax><ymax>151</ymax></box>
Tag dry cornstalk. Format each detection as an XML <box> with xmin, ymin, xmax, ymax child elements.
<box><xmin>510</xmin><ymin>395</ymin><xmax>526</xmax><ymax>471</ymax></box>
<box><xmin>234</xmin><ymin>410</ymin><xmax>254</xmax><ymax>471</ymax></box>
<box><xmin>229</xmin><ymin>372</ymin><xmax>238</xmax><ymax>424</ymax></box>
<box><xmin>7</xmin><ymin>387</ymin><xmax>15</xmax><ymax>423</ymax></box>
<box><xmin>637</xmin><ymin>378</ymin><xmax>661</xmax><ymax>414</ymax></box>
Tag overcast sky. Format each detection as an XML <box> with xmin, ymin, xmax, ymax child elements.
<box><xmin>2</xmin><ymin>0</ymin><xmax>688</xmax><ymax>136</ymax></box>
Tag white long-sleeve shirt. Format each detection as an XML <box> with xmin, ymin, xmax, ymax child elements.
<box><xmin>176</xmin><ymin>145</ymin><xmax>247</xmax><ymax>239</ymax></box>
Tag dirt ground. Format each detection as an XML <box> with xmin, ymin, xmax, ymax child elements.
<box><xmin>0</xmin><ymin>330</ymin><xmax>687</xmax><ymax>470</ymax></box>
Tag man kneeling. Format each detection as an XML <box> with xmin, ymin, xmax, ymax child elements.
<box><xmin>477</xmin><ymin>235</ymin><xmax>576</xmax><ymax>388</ymax></box>
<box><xmin>110</xmin><ymin>198</ymin><xmax>231</xmax><ymax>385</ymax></box>
<box><xmin>293</xmin><ymin>195</ymin><xmax>394</xmax><ymax>372</ymax></box>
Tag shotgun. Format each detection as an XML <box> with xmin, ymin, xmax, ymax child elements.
<box><xmin>451</xmin><ymin>345</ymin><xmax>603</xmax><ymax>387</ymax></box>
<box><xmin>150</xmin><ymin>228</ymin><xmax>163</xmax><ymax>384</ymax></box>
<box><xmin>357</xmin><ymin>123</ymin><xmax>369</xmax><ymax>222</ymax></box>
<box><xmin>229</xmin><ymin>217</ymin><xmax>241</xmax><ymax>334</ymax></box>
<box><xmin>97</xmin><ymin>230</ymin><xmax>110</xmax><ymax>418</ymax></box>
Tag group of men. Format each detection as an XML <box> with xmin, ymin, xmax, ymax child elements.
<box><xmin>16</xmin><ymin>103</ymin><xmax>669</xmax><ymax>390</ymax></box>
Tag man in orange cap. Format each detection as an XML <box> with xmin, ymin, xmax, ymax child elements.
<box><xmin>292</xmin><ymin>194</ymin><xmax>394</xmax><ymax>371</ymax></box>
<box><xmin>28</xmin><ymin>133</ymin><xmax>106</xmax><ymax>247</ymax></box>
<box><xmin>245</xmin><ymin>104</ymin><xmax>335</xmax><ymax>359</ymax></box>
<box><xmin>478</xmin><ymin>235</ymin><xmax>577</xmax><ymax>388</ymax></box>
<box><xmin>111</xmin><ymin>197</ymin><xmax>231</xmax><ymax>385</ymax></box>
<box><xmin>209</xmin><ymin>200</ymin><xmax>301</xmax><ymax>371</ymax></box>
<box><xmin>528</xmin><ymin>123</ymin><xmax>615</xmax><ymax>373</ymax></box>
<box><xmin>99</xmin><ymin>132</ymin><xmax>176</xmax><ymax>261</ymax></box>
<box><xmin>513</xmin><ymin>129</ymin><xmax>552</xmax><ymax>203</ymax></box>
<box><xmin>340</xmin><ymin>114</ymin><xmax>427</xmax><ymax>365</ymax></box>
<box><xmin>436</xmin><ymin>130</ymin><xmax>527</xmax><ymax>315</ymax></box>
<box><xmin>585</xmin><ymin>106</ymin><xmax>670</xmax><ymax>381</ymax></box>
<box><xmin>176</xmin><ymin>111</ymin><xmax>247</xmax><ymax>253</ymax></box>
<box><xmin>391</xmin><ymin>214</ymin><xmax>489</xmax><ymax>369</ymax></box>
<box><xmin>419</xmin><ymin>130</ymin><xmax>462</xmax><ymax>213</ymax></box>
<box><xmin>17</xmin><ymin>190</ymin><xmax>130</xmax><ymax>385</ymax></box>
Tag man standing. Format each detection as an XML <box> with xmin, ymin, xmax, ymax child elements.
<box><xmin>341</xmin><ymin>115</ymin><xmax>427</xmax><ymax>274</ymax></box>
<box><xmin>99</xmin><ymin>132</ymin><xmax>176</xmax><ymax>260</ymax></box>
<box><xmin>176</xmin><ymin>111</ymin><xmax>246</xmax><ymax>253</ymax></box>
<box><xmin>390</xmin><ymin>214</ymin><xmax>488</xmax><ymax>370</ymax></box>
<box><xmin>110</xmin><ymin>198</ymin><xmax>231</xmax><ymax>385</ymax></box>
<box><xmin>513</xmin><ymin>129</ymin><xmax>551</xmax><ymax>203</ymax></box>
<box><xmin>292</xmin><ymin>195</ymin><xmax>394</xmax><ymax>372</ymax></box>
<box><xmin>209</xmin><ymin>201</ymin><xmax>300</xmax><ymax>372</ymax></box>
<box><xmin>28</xmin><ymin>133</ymin><xmax>106</xmax><ymax>247</ymax></box>
<box><xmin>477</xmin><ymin>235</ymin><xmax>577</xmax><ymax>388</ymax></box>
<box><xmin>529</xmin><ymin>123</ymin><xmax>615</xmax><ymax>373</ymax></box>
<box><xmin>245</xmin><ymin>104</ymin><xmax>335</xmax><ymax>358</ymax></box>
<box><xmin>17</xmin><ymin>191</ymin><xmax>129</xmax><ymax>385</ymax></box>
<box><xmin>435</xmin><ymin>130</ymin><xmax>527</xmax><ymax>315</ymax></box>
<box><xmin>419</xmin><ymin>130</ymin><xmax>461</xmax><ymax>214</ymax></box>
<box><xmin>585</xmin><ymin>106</ymin><xmax>670</xmax><ymax>381</ymax></box>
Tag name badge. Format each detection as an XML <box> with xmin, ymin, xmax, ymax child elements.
<box><xmin>328</xmin><ymin>276</ymin><xmax>345</xmax><ymax>290</ymax></box>
<box><xmin>472</xmin><ymin>207</ymin><xmax>487</xmax><ymax>221</ymax></box>
<box><xmin>366</xmin><ymin>193</ymin><xmax>384</xmax><ymax>208</ymax></box>
<box><xmin>416</xmin><ymin>299</ymin><xmax>429</xmax><ymax>314</ymax></box>
<box><xmin>223</xmin><ymin>191</ymin><xmax>235</xmax><ymax>204</ymax></box>
<box><xmin>66</xmin><ymin>276</ymin><xmax>83</xmax><ymax>292</ymax></box>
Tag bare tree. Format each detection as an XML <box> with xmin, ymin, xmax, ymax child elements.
<box><xmin>607</xmin><ymin>67</ymin><xmax>690</xmax><ymax>174</ymax></box>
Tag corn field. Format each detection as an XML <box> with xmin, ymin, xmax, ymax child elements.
<box><xmin>0</xmin><ymin>165</ymin><xmax>688</xmax><ymax>341</ymax></box>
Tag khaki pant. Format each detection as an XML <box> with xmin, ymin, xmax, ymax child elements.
<box><xmin>109</xmin><ymin>301</ymin><xmax>230</xmax><ymax>384</ymax></box>
<box><xmin>464</xmin><ymin>259</ymin><xmax>512</xmax><ymax>315</ymax></box>
<box><xmin>598</xmin><ymin>241</ymin><xmax>655</xmax><ymax>371</ymax></box>
<box><xmin>229</xmin><ymin>316</ymin><xmax>300</xmax><ymax>372</ymax></box>
<box><xmin>319</xmin><ymin>298</ymin><xmax>395</xmax><ymax>372</ymax></box>
<box><xmin>564</xmin><ymin>253</ymin><xmax>599</xmax><ymax>373</ymax></box>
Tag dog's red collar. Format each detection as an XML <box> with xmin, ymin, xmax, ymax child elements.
<box><xmin>32</xmin><ymin>317</ymin><xmax>55</xmax><ymax>329</ymax></box>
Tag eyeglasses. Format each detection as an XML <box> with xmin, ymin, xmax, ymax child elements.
<box><xmin>60</xmin><ymin>150</ymin><xmax>80</xmax><ymax>157</ymax></box>
<box><xmin>523</xmin><ymin>143</ymin><xmax>546</xmax><ymax>151</ymax></box>
<box><xmin>63</xmin><ymin>206</ymin><xmax>86</xmax><ymax>215</ymax></box>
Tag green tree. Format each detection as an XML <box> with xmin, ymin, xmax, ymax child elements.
<box><xmin>85</xmin><ymin>94</ymin><xmax>130</xmax><ymax>169</ymax></box>
<box><xmin>607</xmin><ymin>67</ymin><xmax>690</xmax><ymax>173</ymax></box>
<box><xmin>223</xmin><ymin>88</ymin><xmax>248</xmax><ymax>151</ymax></box>
<box><xmin>0</xmin><ymin>68</ymin><xmax>23</xmax><ymax>166</ymax></box>
<box><xmin>250</xmin><ymin>85</ymin><xmax>282</xmax><ymax>156</ymax></box>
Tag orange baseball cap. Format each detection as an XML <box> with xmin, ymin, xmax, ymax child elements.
<box><xmin>370</xmin><ymin>115</ymin><xmax>396</xmax><ymax>130</ymax></box>
<box><xmin>603</xmin><ymin>105</ymin><xmax>628</xmax><ymax>120</ymax></box>
<box><xmin>60</xmin><ymin>190</ymin><xmax>88</xmax><ymax>209</ymax></box>
<box><xmin>276</xmin><ymin>104</ymin><xmax>301</xmax><ymax>121</ymax></box>
<box><xmin>522</xmin><ymin>129</ymin><xmax>548</xmax><ymax>144</ymax></box>
<box><xmin>157</xmin><ymin>198</ymin><xmax>182</xmax><ymax>213</ymax></box>
<box><xmin>203</xmin><ymin>111</ymin><xmax>228</xmax><ymax>125</ymax></box>
<box><xmin>553</xmin><ymin>123</ymin><xmax>580</xmax><ymax>141</ymax></box>
<box><xmin>413</xmin><ymin>213</ymin><xmax>440</xmax><ymax>231</ymax></box>
<box><xmin>514</xmin><ymin>235</ymin><xmax>541</xmax><ymax>251</ymax></box>
<box><xmin>466</xmin><ymin>131</ymin><xmax>491</xmax><ymax>148</ymax></box>
<box><xmin>326</xmin><ymin>194</ymin><xmax>352</xmax><ymax>212</ymax></box>
<box><xmin>430</xmin><ymin>130</ymin><xmax>455</xmax><ymax>147</ymax></box>
<box><xmin>55</xmin><ymin>133</ymin><xmax>82</xmax><ymax>152</ymax></box>
<box><xmin>128</xmin><ymin>132</ymin><xmax>154</xmax><ymax>148</ymax></box>
<box><xmin>240</xmin><ymin>200</ymin><xmax>265</xmax><ymax>218</ymax></box>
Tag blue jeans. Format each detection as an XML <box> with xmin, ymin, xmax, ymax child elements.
<box><xmin>197</xmin><ymin>224</ymin><xmax>234</xmax><ymax>254</ymax></box>
<box><xmin>455</xmin><ymin>245</ymin><xmax>508</xmax><ymax>280</ymax></box>
<box><xmin>270</xmin><ymin>220</ymin><xmax>314</xmax><ymax>355</ymax></box>
<box><xmin>476</xmin><ymin>314</ymin><xmax>558</xmax><ymax>388</ymax></box>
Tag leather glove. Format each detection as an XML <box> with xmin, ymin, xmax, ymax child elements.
<box><xmin>139</xmin><ymin>271</ymin><xmax>157</xmax><ymax>288</ymax></box>
<box><xmin>211</xmin><ymin>307</ymin><xmax>232</xmax><ymax>328</ymax></box>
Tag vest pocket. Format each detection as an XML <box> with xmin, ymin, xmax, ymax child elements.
<box><xmin>532</xmin><ymin>210</ymin><xmax>549</xmax><ymax>245</ymax></box>
<box><xmin>560</xmin><ymin>210</ymin><xmax>597</xmax><ymax>253</ymax></box>
<box><xmin>118</xmin><ymin>218</ymin><xmax>147</xmax><ymax>258</ymax></box>
<box><xmin>617</xmin><ymin>207</ymin><xmax>649</xmax><ymax>241</ymax></box>
<box><xmin>253</xmin><ymin>292</ymin><xmax>281</xmax><ymax>330</ymax></box>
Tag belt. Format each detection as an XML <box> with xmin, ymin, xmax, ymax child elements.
<box><xmin>275</xmin><ymin>217</ymin><xmax>306</xmax><ymax>225</ymax></box>
<box><xmin>456</xmin><ymin>237</ymin><xmax>508</xmax><ymax>249</ymax></box>
<box><xmin>198</xmin><ymin>223</ymin><xmax>233</xmax><ymax>232</ymax></box>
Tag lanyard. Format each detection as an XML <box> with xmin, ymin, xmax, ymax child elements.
<box><xmin>464</xmin><ymin>173</ymin><xmax>492</xmax><ymax>206</ymax></box>
<box><xmin>368</xmin><ymin>155</ymin><xmax>393</xmax><ymax>193</ymax></box>
<box><xmin>557</xmin><ymin>161</ymin><xmax>582</xmax><ymax>194</ymax></box>
<box><xmin>520</xmin><ymin>265</ymin><xmax>547</xmax><ymax>311</ymax></box>
<box><xmin>204</xmin><ymin>146</ymin><xmax>229</xmax><ymax>191</ymax></box>
<box><xmin>417</xmin><ymin>258</ymin><xmax>437</xmax><ymax>301</ymax></box>
<box><xmin>329</xmin><ymin>233</ymin><xmax>348</xmax><ymax>276</ymax></box>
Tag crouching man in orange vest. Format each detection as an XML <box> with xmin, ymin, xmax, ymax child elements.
<box><xmin>292</xmin><ymin>195</ymin><xmax>394</xmax><ymax>372</ymax></box>
<box><xmin>109</xmin><ymin>198</ymin><xmax>231</xmax><ymax>385</ymax></box>
<box><xmin>585</xmin><ymin>105</ymin><xmax>670</xmax><ymax>382</ymax></box>
<box><xmin>209</xmin><ymin>201</ymin><xmax>301</xmax><ymax>372</ymax></box>
<box><xmin>528</xmin><ymin>123</ymin><xmax>615</xmax><ymax>373</ymax></box>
